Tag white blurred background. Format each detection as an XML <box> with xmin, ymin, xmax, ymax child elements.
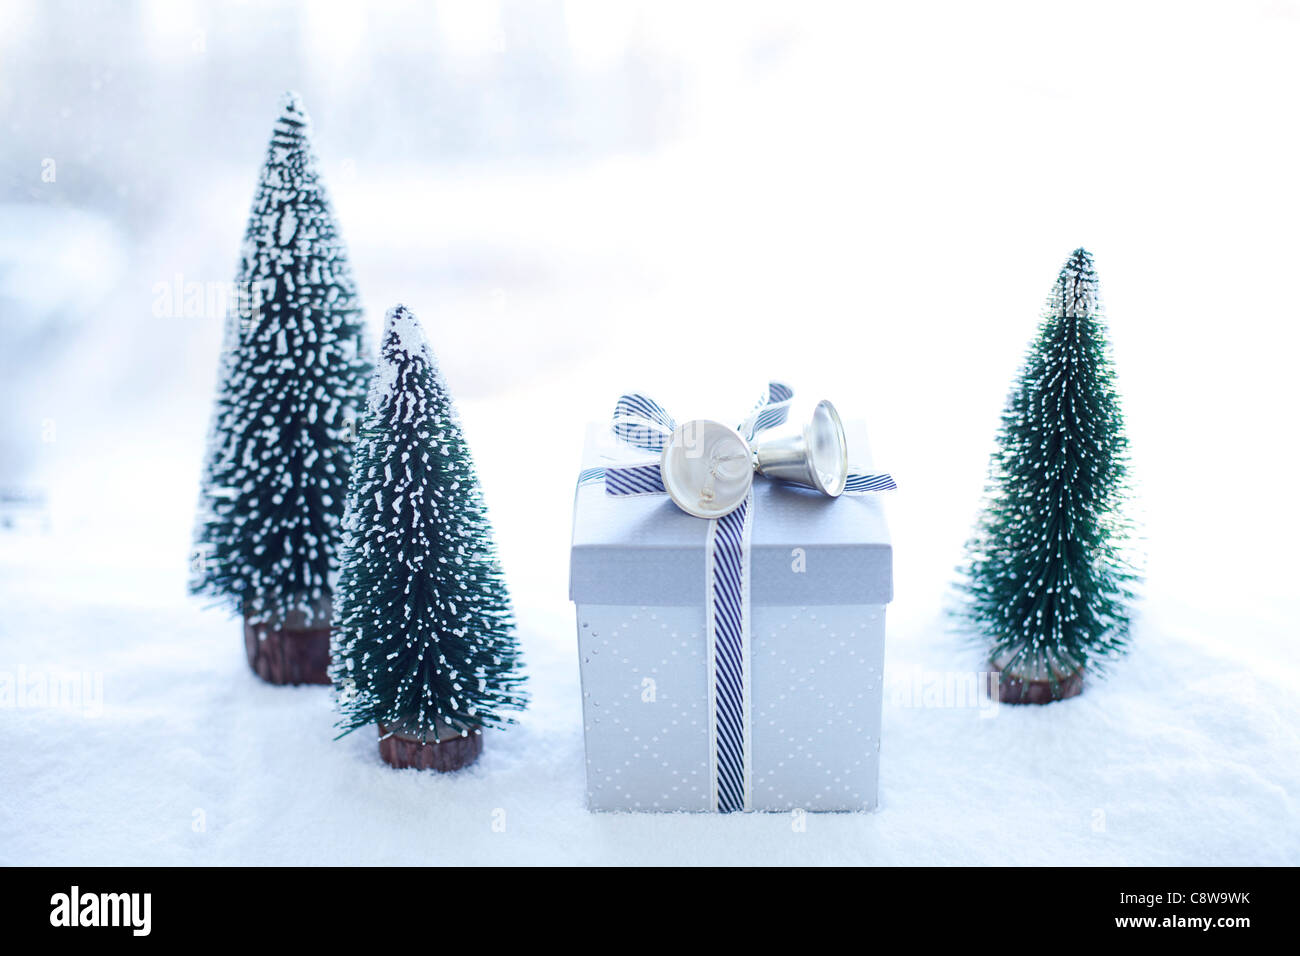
<box><xmin>1</xmin><ymin>1</ymin><xmax>1298</xmax><ymax>864</ymax></box>
<box><xmin>5</xmin><ymin>0</ymin><xmax>1296</xmax><ymax>640</ymax></box>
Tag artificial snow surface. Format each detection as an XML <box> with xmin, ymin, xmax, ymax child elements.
<box><xmin>1</xmin><ymin>419</ymin><xmax>1296</xmax><ymax>864</ymax></box>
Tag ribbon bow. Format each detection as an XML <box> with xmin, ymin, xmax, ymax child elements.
<box><xmin>577</xmin><ymin>382</ymin><xmax>895</xmax><ymax>812</ymax></box>
<box><xmin>581</xmin><ymin>381</ymin><xmax>896</xmax><ymax>496</ymax></box>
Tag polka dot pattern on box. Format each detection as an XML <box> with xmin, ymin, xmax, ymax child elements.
<box><xmin>576</xmin><ymin>602</ymin><xmax>886</xmax><ymax>812</ymax></box>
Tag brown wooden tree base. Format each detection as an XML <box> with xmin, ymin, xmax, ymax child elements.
<box><xmin>996</xmin><ymin>667</ymin><xmax>1085</xmax><ymax>704</ymax></box>
<box><xmin>378</xmin><ymin>724</ymin><xmax>483</xmax><ymax>772</ymax></box>
<box><xmin>244</xmin><ymin>614</ymin><xmax>331</xmax><ymax>685</ymax></box>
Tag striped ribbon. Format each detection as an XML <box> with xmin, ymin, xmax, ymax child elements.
<box><xmin>579</xmin><ymin>383</ymin><xmax>894</xmax><ymax>811</ymax></box>
<box><xmin>707</xmin><ymin>491</ymin><xmax>751</xmax><ymax>811</ymax></box>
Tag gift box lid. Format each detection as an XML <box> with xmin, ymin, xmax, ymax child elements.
<box><xmin>570</xmin><ymin>421</ymin><xmax>893</xmax><ymax>607</ymax></box>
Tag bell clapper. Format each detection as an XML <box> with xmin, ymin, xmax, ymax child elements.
<box><xmin>701</xmin><ymin>450</ymin><xmax>747</xmax><ymax>506</ymax></box>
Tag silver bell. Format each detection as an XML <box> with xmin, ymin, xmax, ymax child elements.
<box><xmin>660</xmin><ymin>419</ymin><xmax>755</xmax><ymax>519</ymax></box>
<box><xmin>752</xmin><ymin>400</ymin><xmax>849</xmax><ymax>497</ymax></box>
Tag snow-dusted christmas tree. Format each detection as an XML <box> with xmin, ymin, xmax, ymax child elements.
<box><xmin>192</xmin><ymin>92</ymin><xmax>370</xmax><ymax>684</ymax></box>
<box><xmin>331</xmin><ymin>305</ymin><xmax>525</xmax><ymax>770</ymax></box>
<box><xmin>960</xmin><ymin>248</ymin><xmax>1137</xmax><ymax>703</ymax></box>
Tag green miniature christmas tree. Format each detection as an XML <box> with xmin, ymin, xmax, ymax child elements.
<box><xmin>192</xmin><ymin>92</ymin><xmax>370</xmax><ymax>683</ymax></box>
<box><xmin>331</xmin><ymin>305</ymin><xmax>525</xmax><ymax>770</ymax></box>
<box><xmin>961</xmin><ymin>248</ymin><xmax>1138</xmax><ymax>703</ymax></box>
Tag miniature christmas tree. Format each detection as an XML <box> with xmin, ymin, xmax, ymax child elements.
<box><xmin>960</xmin><ymin>248</ymin><xmax>1137</xmax><ymax>703</ymax></box>
<box><xmin>192</xmin><ymin>92</ymin><xmax>370</xmax><ymax>684</ymax></box>
<box><xmin>331</xmin><ymin>305</ymin><xmax>525</xmax><ymax>770</ymax></box>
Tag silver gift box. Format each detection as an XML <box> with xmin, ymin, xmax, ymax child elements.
<box><xmin>570</xmin><ymin>421</ymin><xmax>893</xmax><ymax>812</ymax></box>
